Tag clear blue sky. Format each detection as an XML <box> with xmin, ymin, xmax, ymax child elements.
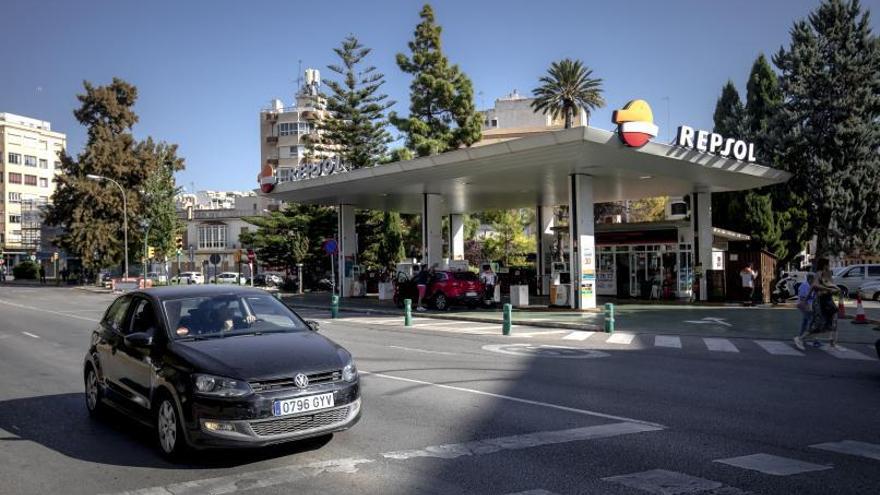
<box><xmin>3</xmin><ymin>0</ymin><xmax>877</xmax><ymax>191</ymax></box>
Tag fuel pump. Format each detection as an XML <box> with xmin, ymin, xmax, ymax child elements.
<box><xmin>550</xmin><ymin>261</ymin><xmax>570</xmax><ymax>307</ymax></box>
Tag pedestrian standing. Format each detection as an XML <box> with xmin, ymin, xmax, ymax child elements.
<box><xmin>480</xmin><ymin>264</ymin><xmax>497</xmax><ymax>305</ymax></box>
<box><xmin>808</xmin><ymin>258</ymin><xmax>840</xmax><ymax>348</ymax></box>
<box><xmin>39</xmin><ymin>264</ymin><xmax>46</xmax><ymax>285</ymax></box>
<box><xmin>414</xmin><ymin>265</ymin><xmax>429</xmax><ymax>312</ymax></box>
<box><xmin>793</xmin><ymin>273</ymin><xmax>816</xmax><ymax>350</ymax></box>
<box><xmin>0</xmin><ymin>264</ymin><xmax>6</xmax><ymax>283</ymax></box>
<box><xmin>740</xmin><ymin>263</ymin><xmax>757</xmax><ymax>306</ymax></box>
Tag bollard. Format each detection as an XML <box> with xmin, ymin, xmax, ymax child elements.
<box><xmin>404</xmin><ymin>299</ymin><xmax>412</xmax><ymax>327</ymax></box>
<box><xmin>331</xmin><ymin>294</ymin><xmax>339</xmax><ymax>319</ymax></box>
<box><xmin>502</xmin><ymin>303</ymin><xmax>512</xmax><ymax>335</ymax></box>
<box><xmin>604</xmin><ymin>303</ymin><xmax>615</xmax><ymax>333</ymax></box>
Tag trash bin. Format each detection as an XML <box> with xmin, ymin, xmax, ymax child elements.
<box><xmin>510</xmin><ymin>284</ymin><xmax>529</xmax><ymax>307</ymax></box>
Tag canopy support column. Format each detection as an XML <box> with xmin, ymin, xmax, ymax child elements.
<box><xmin>691</xmin><ymin>191</ymin><xmax>713</xmax><ymax>301</ymax></box>
<box><xmin>422</xmin><ymin>194</ymin><xmax>443</xmax><ymax>268</ymax></box>
<box><xmin>536</xmin><ymin>205</ymin><xmax>555</xmax><ymax>296</ymax></box>
<box><xmin>568</xmin><ymin>174</ymin><xmax>596</xmax><ymax>309</ymax></box>
<box><xmin>449</xmin><ymin>214</ymin><xmax>465</xmax><ymax>261</ymax></box>
<box><xmin>337</xmin><ymin>204</ymin><xmax>356</xmax><ymax>297</ymax></box>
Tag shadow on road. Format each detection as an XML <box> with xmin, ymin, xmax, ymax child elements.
<box><xmin>0</xmin><ymin>392</ymin><xmax>332</xmax><ymax>469</ymax></box>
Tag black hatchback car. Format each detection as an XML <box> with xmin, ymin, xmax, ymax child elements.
<box><xmin>83</xmin><ymin>285</ymin><xmax>361</xmax><ymax>459</ymax></box>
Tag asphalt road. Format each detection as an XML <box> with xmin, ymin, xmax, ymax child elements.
<box><xmin>1</xmin><ymin>286</ymin><xmax>878</xmax><ymax>495</ymax></box>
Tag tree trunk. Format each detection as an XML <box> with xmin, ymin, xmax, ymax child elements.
<box><xmin>564</xmin><ymin>108</ymin><xmax>572</xmax><ymax>129</ymax></box>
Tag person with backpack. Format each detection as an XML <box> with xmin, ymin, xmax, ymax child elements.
<box><xmin>793</xmin><ymin>273</ymin><xmax>816</xmax><ymax>350</ymax></box>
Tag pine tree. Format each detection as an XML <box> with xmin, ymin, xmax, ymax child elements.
<box><xmin>45</xmin><ymin>79</ymin><xmax>148</xmax><ymax>270</ymax></box>
<box><xmin>319</xmin><ymin>36</ymin><xmax>394</xmax><ymax>168</ymax></box>
<box><xmin>710</xmin><ymin>82</ymin><xmax>748</xmax><ymax>234</ymax></box>
<box><xmin>390</xmin><ymin>4</ymin><xmax>481</xmax><ymax>156</ymax></box>
<box><xmin>773</xmin><ymin>0</ymin><xmax>880</xmax><ymax>257</ymax></box>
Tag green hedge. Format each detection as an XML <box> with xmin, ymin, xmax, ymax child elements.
<box><xmin>12</xmin><ymin>261</ymin><xmax>39</xmax><ymax>280</ymax></box>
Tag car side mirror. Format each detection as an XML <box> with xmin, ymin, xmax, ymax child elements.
<box><xmin>125</xmin><ymin>331</ymin><xmax>154</xmax><ymax>348</ymax></box>
<box><xmin>306</xmin><ymin>320</ymin><xmax>320</xmax><ymax>332</ymax></box>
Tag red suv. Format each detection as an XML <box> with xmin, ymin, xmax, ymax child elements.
<box><xmin>394</xmin><ymin>270</ymin><xmax>484</xmax><ymax>310</ymax></box>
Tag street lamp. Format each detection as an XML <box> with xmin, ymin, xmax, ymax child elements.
<box><xmin>141</xmin><ymin>218</ymin><xmax>151</xmax><ymax>286</ymax></box>
<box><xmin>86</xmin><ymin>174</ymin><xmax>129</xmax><ymax>279</ymax></box>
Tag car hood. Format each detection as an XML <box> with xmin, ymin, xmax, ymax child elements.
<box><xmin>171</xmin><ymin>331</ymin><xmax>348</xmax><ymax>381</ymax></box>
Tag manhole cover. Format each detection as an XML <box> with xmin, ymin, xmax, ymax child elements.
<box><xmin>482</xmin><ymin>343</ymin><xmax>610</xmax><ymax>359</ymax></box>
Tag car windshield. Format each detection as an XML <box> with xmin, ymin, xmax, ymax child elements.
<box><xmin>162</xmin><ymin>293</ymin><xmax>308</xmax><ymax>340</ymax></box>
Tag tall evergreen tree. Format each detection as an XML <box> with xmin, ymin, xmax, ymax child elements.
<box><xmin>773</xmin><ymin>0</ymin><xmax>880</xmax><ymax>257</ymax></box>
<box><xmin>138</xmin><ymin>138</ymin><xmax>185</xmax><ymax>258</ymax></box>
<box><xmin>45</xmin><ymin>79</ymin><xmax>152</xmax><ymax>270</ymax></box>
<box><xmin>319</xmin><ymin>36</ymin><xmax>394</xmax><ymax>168</ymax></box>
<box><xmin>390</xmin><ymin>4</ymin><xmax>481</xmax><ymax>156</ymax></box>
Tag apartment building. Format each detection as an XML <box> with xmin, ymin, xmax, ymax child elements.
<box><xmin>0</xmin><ymin>113</ymin><xmax>65</xmax><ymax>262</ymax></box>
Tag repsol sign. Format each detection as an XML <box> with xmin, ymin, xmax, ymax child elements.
<box><xmin>292</xmin><ymin>156</ymin><xmax>350</xmax><ymax>182</ymax></box>
<box><xmin>675</xmin><ymin>125</ymin><xmax>756</xmax><ymax>162</ymax></box>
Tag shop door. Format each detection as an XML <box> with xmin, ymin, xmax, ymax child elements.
<box><xmin>616</xmin><ymin>254</ymin><xmax>630</xmax><ymax>298</ymax></box>
<box><xmin>630</xmin><ymin>252</ymin><xmax>648</xmax><ymax>298</ymax></box>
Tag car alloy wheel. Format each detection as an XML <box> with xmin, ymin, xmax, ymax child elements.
<box><xmin>434</xmin><ymin>293</ymin><xmax>448</xmax><ymax>311</ymax></box>
<box><xmin>84</xmin><ymin>367</ymin><xmax>103</xmax><ymax>416</ymax></box>
<box><xmin>157</xmin><ymin>399</ymin><xmax>179</xmax><ymax>455</ymax></box>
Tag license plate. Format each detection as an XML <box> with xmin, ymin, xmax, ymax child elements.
<box><xmin>466</xmin><ymin>292</ymin><xmax>477</xmax><ymax>297</ymax></box>
<box><xmin>273</xmin><ymin>393</ymin><xmax>334</xmax><ymax>416</ymax></box>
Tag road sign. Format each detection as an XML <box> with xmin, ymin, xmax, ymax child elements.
<box><xmin>247</xmin><ymin>249</ymin><xmax>255</xmax><ymax>262</ymax></box>
<box><xmin>209</xmin><ymin>253</ymin><xmax>221</xmax><ymax>265</ymax></box>
<box><xmin>323</xmin><ymin>239</ymin><xmax>338</xmax><ymax>255</ymax></box>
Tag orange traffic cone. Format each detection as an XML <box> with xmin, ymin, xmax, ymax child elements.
<box><xmin>838</xmin><ymin>297</ymin><xmax>846</xmax><ymax>318</ymax></box>
<box><xmin>852</xmin><ymin>294</ymin><xmax>868</xmax><ymax>324</ymax></box>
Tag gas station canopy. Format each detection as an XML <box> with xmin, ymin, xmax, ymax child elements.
<box><xmin>264</xmin><ymin>126</ymin><xmax>791</xmax><ymax>213</ymax></box>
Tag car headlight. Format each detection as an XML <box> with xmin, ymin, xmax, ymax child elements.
<box><xmin>193</xmin><ymin>374</ymin><xmax>253</xmax><ymax>397</ymax></box>
<box><xmin>342</xmin><ymin>360</ymin><xmax>358</xmax><ymax>382</ymax></box>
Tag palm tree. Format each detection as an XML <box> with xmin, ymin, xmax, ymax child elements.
<box><xmin>531</xmin><ymin>59</ymin><xmax>605</xmax><ymax>128</ymax></box>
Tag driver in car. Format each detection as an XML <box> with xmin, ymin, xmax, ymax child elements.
<box><xmin>210</xmin><ymin>305</ymin><xmax>256</xmax><ymax>333</ymax></box>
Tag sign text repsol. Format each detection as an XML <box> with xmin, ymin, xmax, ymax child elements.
<box><xmin>676</xmin><ymin>125</ymin><xmax>756</xmax><ymax>162</ymax></box>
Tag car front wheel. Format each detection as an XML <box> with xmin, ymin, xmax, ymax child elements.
<box><xmin>434</xmin><ymin>293</ymin><xmax>449</xmax><ymax>311</ymax></box>
<box><xmin>156</xmin><ymin>396</ymin><xmax>187</xmax><ymax>460</ymax></box>
<box><xmin>84</xmin><ymin>366</ymin><xmax>105</xmax><ymax>418</ymax></box>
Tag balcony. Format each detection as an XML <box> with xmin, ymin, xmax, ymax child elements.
<box><xmin>266</xmin><ymin>135</ymin><xmax>279</xmax><ymax>144</ymax></box>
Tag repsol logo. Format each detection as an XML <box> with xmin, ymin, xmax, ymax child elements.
<box><xmin>675</xmin><ymin>125</ymin><xmax>756</xmax><ymax>162</ymax></box>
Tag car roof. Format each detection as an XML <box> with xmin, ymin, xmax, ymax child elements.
<box><xmin>135</xmin><ymin>285</ymin><xmax>271</xmax><ymax>301</ymax></box>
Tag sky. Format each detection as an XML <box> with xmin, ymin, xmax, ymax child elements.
<box><xmin>2</xmin><ymin>0</ymin><xmax>879</xmax><ymax>192</ymax></box>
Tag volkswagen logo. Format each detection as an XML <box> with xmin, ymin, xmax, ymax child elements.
<box><xmin>294</xmin><ymin>373</ymin><xmax>309</xmax><ymax>388</ymax></box>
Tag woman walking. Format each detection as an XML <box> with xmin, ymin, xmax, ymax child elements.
<box><xmin>797</xmin><ymin>258</ymin><xmax>840</xmax><ymax>350</ymax></box>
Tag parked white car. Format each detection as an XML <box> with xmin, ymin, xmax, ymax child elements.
<box><xmin>832</xmin><ymin>264</ymin><xmax>880</xmax><ymax>297</ymax></box>
<box><xmin>858</xmin><ymin>280</ymin><xmax>880</xmax><ymax>301</ymax></box>
<box><xmin>215</xmin><ymin>272</ymin><xmax>245</xmax><ymax>284</ymax></box>
<box><xmin>147</xmin><ymin>272</ymin><xmax>168</xmax><ymax>284</ymax></box>
<box><xmin>170</xmin><ymin>271</ymin><xmax>204</xmax><ymax>285</ymax></box>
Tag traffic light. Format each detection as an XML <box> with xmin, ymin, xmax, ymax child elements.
<box><xmin>147</xmin><ymin>247</ymin><xmax>155</xmax><ymax>259</ymax></box>
<box><xmin>175</xmin><ymin>235</ymin><xmax>183</xmax><ymax>254</ymax></box>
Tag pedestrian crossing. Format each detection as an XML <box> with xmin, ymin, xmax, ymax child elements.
<box><xmin>299</xmin><ymin>312</ymin><xmax>877</xmax><ymax>362</ymax></box>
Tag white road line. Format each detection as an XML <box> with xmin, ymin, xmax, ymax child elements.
<box><xmin>603</xmin><ymin>469</ymin><xmax>733</xmax><ymax>494</ymax></box>
<box><xmin>714</xmin><ymin>453</ymin><xmax>831</xmax><ymax>476</ymax></box>
<box><xmin>386</xmin><ymin>345</ymin><xmax>458</xmax><ymax>356</ymax></box>
<box><xmin>504</xmin><ymin>490</ymin><xmax>559</xmax><ymax>495</ymax></box>
<box><xmin>0</xmin><ymin>298</ymin><xmax>101</xmax><ymax>323</ymax></box>
<box><xmin>654</xmin><ymin>335</ymin><xmax>682</xmax><ymax>348</ymax></box>
<box><xmin>363</xmin><ymin>371</ymin><xmax>664</xmax><ymax>428</ymax></box>
<box><xmin>820</xmin><ymin>345</ymin><xmax>874</xmax><ymax>361</ymax></box>
<box><xmin>512</xmin><ymin>329</ymin><xmax>569</xmax><ymax>337</ymax></box>
<box><xmin>704</xmin><ymin>337</ymin><xmax>740</xmax><ymax>353</ymax></box>
<box><xmin>811</xmin><ymin>440</ymin><xmax>880</xmax><ymax>461</ymax></box>
<box><xmin>606</xmin><ymin>333</ymin><xmax>635</xmax><ymax>345</ymax></box>
<box><xmin>107</xmin><ymin>457</ymin><xmax>374</xmax><ymax>495</ymax></box>
<box><xmin>381</xmin><ymin>421</ymin><xmax>661</xmax><ymax>461</ymax></box>
<box><xmin>21</xmin><ymin>331</ymin><xmax>41</xmax><ymax>339</ymax></box>
<box><xmin>754</xmin><ymin>340</ymin><xmax>804</xmax><ymax>356</ymax></box>
<box><xmin>562</xmin><ymin>331</ymin><xmax>594</xmax><ymax>341</ymax></box>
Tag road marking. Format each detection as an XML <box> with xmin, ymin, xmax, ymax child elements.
<box><xmin>820</xmin><ymin>345</ymin><xmax>874</xmax><ymax>361</ymax></box>
<box><xmin>21</xmin><ymin>331</ymin><xmax>41</xmax><ymax>339</ymax></box>
<box><xmin>704</xmin><ymin>337</ymin><xmax>740</xmax><ymax>353</ymax></box>
<box><xmin>381</xmin><ymin>421</ymin><xmax>661</xmax><ymax>461</ymax></box>
<box><xmin>386</xmin><ymin>345</ymin><xmax>458</xmax><ymax>356</ymax></box>
<box><xmin>0</xmin><ymin>298</ymin><xmax>101</xmax><ymax>323</ymax></box>
<box><xmin>654</xmin><ymin>335</ymin><xmax>681</xmax><ymax>348</ymax></box>
<box><xmin>513</xmin><ymin>329</ymin><xmax>569</xmax><ymax>337</ymax></box>
<box><xmin>108</xmin><ymin>457</ymin><xmax>374</xmax><ymax>495</ymax></box>
<box><xmin>503</xmin><ymin>490</ymin><xmax>559</xmax><ymax>495</ymax></box>
<box><xmin>714</xmin><ymin>453</ymin><xmax>831</xmax><ymax>476</ymax></box>
<box><xmin>363</xmin><ymin>371</ymin><xmax>664</xmax><ymax>428</ymax></box>
<box><xmin>811</xmin><ymin>440</ymin><xmax>880</xmax><ymax>461</ymax></box>
<box><xmin>606</xmin><ymin>333</ymin><xmax>635</xmax><ymax>345</ymax></box>
<box><xmin>602</xmin><ymin>469</ymin><xmax>730</xmax><ymax>494</ymax></box>
<box><xmin>482</xmin><ymin>343</ymin><xmax>610</xmax><ymax>360</ymax></box>
<box><xmin>563</xmin><ymin>331</ymin><xmax>594</xmax><ymax>341</ymax></box>
<box><xmin>754</xmin><ymin>340</ymin><xmax>803</xmax><ymax>356</ymax></box>
<box><xmin>684</xmin><ymin>317</ymin><xmax>732</xmax><ymax>327</ymax></box>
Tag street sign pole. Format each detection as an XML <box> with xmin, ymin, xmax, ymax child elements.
<box><xmin>176</xmin><ymin>253</ymin><xmax>181</xmax><ymax>284</ymax></box>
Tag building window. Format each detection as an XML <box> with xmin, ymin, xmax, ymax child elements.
<box><xmin>39</xmin><ymin>177</ymin><xmax>48</xmax><ymax>188</ymax></box>
<box><xmin>9</xmin><ymin>215</ymin><xmax>21</xmax><ymax>224</ymax></box>
<box><xmin>24</xmin><ymin>174</ymin><xmax>37</xmax><ymax>186</ymax></box>
<box><xmin>53</xmin><ymin>161</ymin><xmax>60</xmax><ymax>170</ymax></box>
<box><xmin>8</xmin><ymin>192</ymin><xmax>21</xmax><ymax>203</ymax></box>
<box><xmin>8</xmin><ymin>172</ymin><xmax>22</xmax><ymax>184</ymax></box>
<box><xmin>8</xmin><ymin>153</ymin><xmax>21</xmax><ymax>165</ymax></box>
<box><xmin>39</xmin><ymin>159</ymin><xmax>48</xmax><ymax>169</ymax></box>
<box><xmin>278</xmin><ymin>122</ymin><xmax>313</xmax><ymax>136</ymax></box>
<box><xmin>198</xmin><ymin>224</ymin><xmax>227</xmax><ymax>249</ymax></box>
<box><xmin>24</xmin><ymin>155</ymin><xmax>37</xmax><ymax>167</ymax></box>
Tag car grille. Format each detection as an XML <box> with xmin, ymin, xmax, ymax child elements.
<box><xmin>249</xmin><ymin>406</ymin><xmax>350</xmax><ymax>437</ymax></box>
<box><xmin>250</xmin><ymin>370</ymin><xmax>342</xmax><ymax>392</ymax></box>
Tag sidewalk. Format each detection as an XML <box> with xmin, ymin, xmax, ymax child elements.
<box><xmin>282</xmin><ymin>291</ymin><xmax>880</xmax><ymax>345</ymax></box>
